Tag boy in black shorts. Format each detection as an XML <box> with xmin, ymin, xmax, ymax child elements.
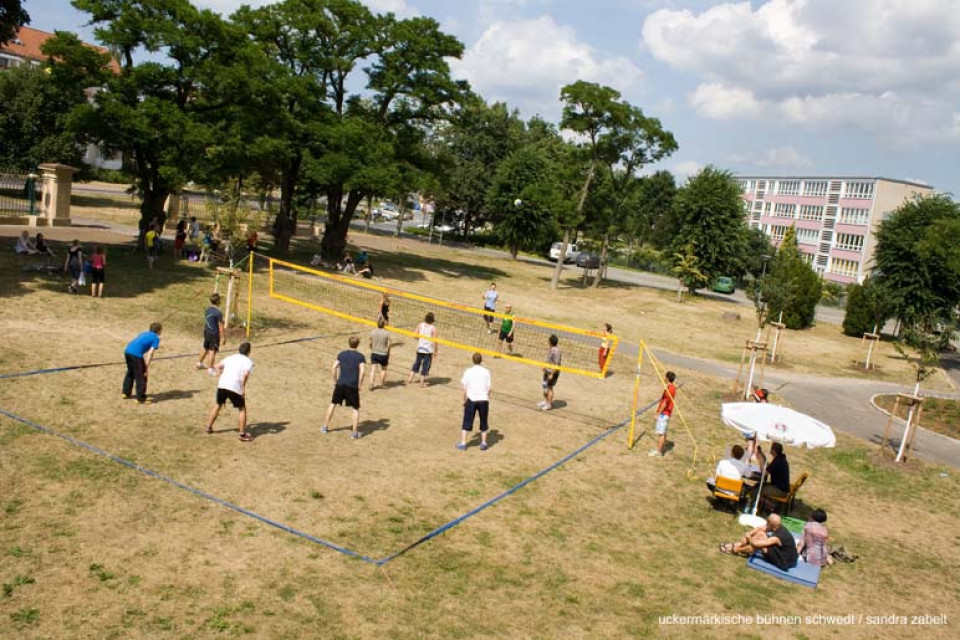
<box><xmin>205</xmin><ymin>342</ymin><xmax>255</xmax><ymax>441</ymax></box>
<box><xmin>368</xmin><ymin>318</ymin><xmax>392</xmax><ymax>390</ymax></box>
<box><xmin>197</xmin><ymin>293</ymin><xmax>225</xmax><ymax>370</ymax></box>
<box><xmin>322</xmin><ymin>336</ymin><xmax>367</xmax><ymax>439</ymax></box>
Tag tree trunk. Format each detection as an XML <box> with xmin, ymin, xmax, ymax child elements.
<box><xmin>321</xmin><ymin>189</ymin><xmax>364</xmax><ymax>259</ymax></box>
<box><xmin>394</xmin><ymin>198</ymin><xmax>406</xmax><ymax>237</ymax></box>
<box><xmin>365</xmin><ymin>195</ymin><xmax>373</xmax><ymax>234</ymax></box>
<box><xmin>272</xmin><ymin>156</ymin><xmax>303</xmax><ymax>252</ymax></box>
<box><xmin>551</xmin><ymin>160</ymin><xmax>596</xmax><ymax>290</ymax></box>
<box><xmin>137</xmin><ymin>186</ymin><xmax>170</xmax><ymax>249</ymax></box>
<box><xmin>593</xmin><ymin>232</ymin><xmax>610</xmax><ymax>288</ymax></box>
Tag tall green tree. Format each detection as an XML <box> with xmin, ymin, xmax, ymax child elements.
<box><xmin>843</xmin><ymin>277</ymin><xmax>891</xmax><ymax>337</ymax></box>
<box><xmin>0</xmin><ymin>0</ymin><xmax>29</xmax><ymax>44</ymax></box>
<box><xmin>486</xmin><ymin>145</ymin><xmax>560</xmax><ymax>259</ymax></box>
<box><xmin>873</xmin><ymin>194</ymin><xmax>960</xmax><ymax>340</ymax></box>
<box><xmin>671</xmin><ymin>166</ymin><xmax>748</xmax><ymax>287</ymax></box>
<box><xmin>634</xmin><ymin>170</ymin><xmax>677</xmax><ymax>249</ymax></box>
<box><xmin>757</xmin><ymin>227</ymin><xmax>822</xmax><ymax>329</ymax></box>
<box><xmin>64</xmin><ymin>0</ymin><xmax>249</xmax><ymax>239</ymax></box>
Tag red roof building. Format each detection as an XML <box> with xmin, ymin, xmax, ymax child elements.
<box><xmin>0</xmin><ymin>25</ymin><xmax>120</xmax><ymax>73</ymax></box>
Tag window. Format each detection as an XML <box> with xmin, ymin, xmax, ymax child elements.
<box><xmin>777</xmin><ymin>180</ymin><xmax>800</xmax><ymax>196</ymax></box>
<box><xmin>845</xmin><ymin>181</ymin><xmax>874</xmax><ymax>199</ymax></box>
<box><xmin>798</xmin><ymin>205</ymin><xmax>824</xmax><ymax>221</ymax></box>
<box><xmin>830</xmin><ymin>258</ymin><xmax>860</xmax><ymax>278</ymax></box>
<box><xmin>770</xmin><ymin>225</ymin><xmax>788</xmax><ymax>241</ymax></box>
<box><xmin>840</xmin><ymin>207</ymin><xmax>870</xmax><ymax>225</ymax></box>
<box><xmin>738</xmin><ymin>180</ymin><xmax>755</xmax><ymax>193</ymax></box>
<box><xmin>796</xmin><ymin>228</ymin><xmax>819</xmax><ymax>245</ymax></box>
<box><xmin>802</xmin><ymin>181</ymin><xmax>828</xmax><ymax>197</ymax></box>
<box><xmin>835</xmin><ymin>233</ymin><xmax>864</xmax><ymax>252</ymax></box>
<box><xmin>774</xmin><ymin>203</ymin><xmax>795</xmax><ymax>218</ymax></box>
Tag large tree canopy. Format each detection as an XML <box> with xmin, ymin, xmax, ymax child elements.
<box><xmin>671</xmin><ymin>166</ymin><xmax>749</xmax><ymax>287</ymax></box>
<box><xmin>0</xmin><ymin>0</ymin><xmax>29</xmax><ymax>45</ymax></box>
<box><xmin>873</xmin><ymin>194</ymin><xmax>960</xmax><ymax>333</ymax></box>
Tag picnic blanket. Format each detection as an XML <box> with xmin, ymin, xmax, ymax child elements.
<box><xmin>747</xmin><ymin>553</ymin><xmax>821</xmax><ymax>589</ymax></box>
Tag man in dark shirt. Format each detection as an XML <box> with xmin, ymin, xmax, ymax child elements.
<box><xmin>762</xmin><ymin>442</ymin><xmax>791</xmax><ymax>499</ymax></box>
<box><xmin>321</xmin><ymin>336</ymin><xmax>367</xmax><ymax>439</ymax></box>
<box><xmin>722</xmin><ymin>514</ymin><xmax>798</xmax><ymax>570</ymax></box>
<box><xmin>197</xmin><ymin>294</ymin><xmax>225</xmax><ymax>370</ymax></box>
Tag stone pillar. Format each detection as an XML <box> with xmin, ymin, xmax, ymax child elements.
<box><xmin>38</xmin><ymin>163</ymin><xmax>79</xmax><ymax>227</ymax></box>
<box><xmin>164</xmin><ymin>192</ymin><xmax>181</xmax><ymax>221</ymax></box>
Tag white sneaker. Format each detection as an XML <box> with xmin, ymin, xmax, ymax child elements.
<box><xmin>648</xmin><ymin>449</ymin><xmax>661</xmax><ymax>457</ymax></box>
<box><xmin>540</xmin><ymin>403</ymin><xmax>551</xmax><ymax>411</ymax></box>
<box><xmin>537</xmin><ymin>401</ymin><xmax>547</xmax><ymax>409</ymax></box>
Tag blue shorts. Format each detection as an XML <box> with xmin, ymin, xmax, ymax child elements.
<box><xmin>412</xmin><ymin>352</ymin><xmax>433</xmax><ymax>375</ymax></box>
<box><xmin>655</xmin><ymin>413</ymin><xmax>670</xmax><ymax>435</ymax></box>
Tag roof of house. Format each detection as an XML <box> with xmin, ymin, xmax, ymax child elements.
<box><xmin>1</xmin><ymin>25</ymin><xmax>120</xmax><ymax>73</ymax></box>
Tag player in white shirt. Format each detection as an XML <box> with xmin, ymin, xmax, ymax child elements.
<box><xmin>205</xmin><ymin>342</ymin><xmax>255</xmax><ymax>441</ymax></box>
<box><xmin>457</xmin><ymin>352</ymin><xmax>492</xmax><ymax>451</ymax></box>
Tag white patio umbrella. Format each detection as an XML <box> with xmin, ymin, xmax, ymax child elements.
<box><xmin>720</xmin><ymin>402</ymin><xmax>836</xmax><ymax>527</ymax></box>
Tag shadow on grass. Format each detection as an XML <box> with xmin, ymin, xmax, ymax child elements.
<box><xmin>72</xmin><ymin>193</ymin><xmax>139</xmax><ymax>210</ymax></box>
<box><xmin>248</xmin><ymin>421</ymin><xmax>289</xmax><ymax>439</ymax></box>
<box><xmin>151</xmin><ymin>389</ymin><xmax>200</xmax><ymax>403</ymax></box>
<box><xmin>358</xmin><ymin>418</ymin><xmax>390</xmax><ymax>438</ymax></box>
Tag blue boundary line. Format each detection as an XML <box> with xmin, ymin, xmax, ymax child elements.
<box><xmin>374</xmin><ymin>397</ymin><xmax>658</xmax><ymax>565</ymax></box>
<box><xmin>0</xmin><ymin>398</ymin><xmax>656</xmax><ymax>565</ymax></box>
<box><xmin>0</xmin><ymin>334</ymin><xmax>330</xmax><ymax>380</ymax></box>
<box><xmin>0</xmin><ymin>406</ymin><xmax>378</xmax><ymax>564</ymax></box>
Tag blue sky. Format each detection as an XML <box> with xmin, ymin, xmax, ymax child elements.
<box><xmin>23</xmin><ymin>0</ymin><xmax>960</xmax><ymax>194</ymax></box>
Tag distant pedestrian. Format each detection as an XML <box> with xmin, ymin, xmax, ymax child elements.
<box><xmin>407</xmin><ymin>312</ymin><xmax>438</xmax><ymax>387</ymax></box>
<box><xmin>122</xmin><ymin>322</ymin><xmax>162</xmax><ymax>404</ymax></box>
<box><xmin>64</xmin><ymin>239</ymin><xmax>84</xmax><ymax>293</ymax></box>
<box><xmin>205</xmin><ymin>342</ymin><xmax>255</xmax><ymax>441</ymax></box>
<box><xmin>457</xmin><ymin>352</ymin><xmax>492</xmax><ymax>451</ymax></box>
<box><xmin>482</xmin><ymin>282</ymin><xmax>499</xmax><ymax>333</ymax></box>
<box><xmin>649</xmin><ymin>371</ymin><xmax>677</xmax><ymax>457</ymax></box>
<box><xmin>145</xmin><ymin>225</ymin><xmax>159</xmax><ymax>269</ymax></box>
<box><xmin>197</xmin><ymin>293</ymin><xmax>225</xmax><ymax>370</ymax></box>
<box><xmin>175</xmin><ymin>219</ymin><xmax>187</xmax><ymax>259</ymax></box>
<box><xmin>89</xmin><ymin>246</ymin><xmax>106</xmax><ymax>298</ymax></box>
<box><xmin>539</xmin><ymin>334</ymin><xmax>561</xmax><ymax>411</ymax></box>
<box><xmin>189</xmin><ymin>216</ymin><xmax>200</xmax><ymax>240</ymax></box>
<box><xmin>321</xmin><ymin>336</ymin><xmax>367</xmax><ymax>439</ymax></box>
<box><xmin>497</xmin><ymin>303</ymin><xmax>515</xmax><ymax>356</ymax></box>
<box><xmin>368</xmin><ymin>318</ymin><xmax>392</xmax><ymax>390</ymax></box>
<box><xmin>598</xmin><ymin>323</ymin><xmax>613</xmax><ymax>372</ymax></box>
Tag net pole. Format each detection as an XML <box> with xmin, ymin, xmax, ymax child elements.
<box><xmin>627</xmin><ymin>340</ymin><xmax>645</xmax><ymax>449</ymax></box>
<box><xmin>245</xmin><ymin>252</ymin><xmax>254</xmax><ymax>339</ymax></box>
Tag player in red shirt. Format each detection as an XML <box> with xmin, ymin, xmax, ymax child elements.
<box><xmin>649</xmin><ymin>371</ymin><xmax>677</xmax><ymax>457</ymax></box>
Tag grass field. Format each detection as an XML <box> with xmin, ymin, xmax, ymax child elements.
<box><xmin>874</xmin><ymin>394</ymin><xmax>960</xmax><ymax>440</ymax></box>
<box><xmin>1</xmin><ymin>222</ymin><xmax>958</xmax><ymax>639</ymax></box>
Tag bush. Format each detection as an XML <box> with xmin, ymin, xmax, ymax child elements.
<box><xmin>821</xmin><ymin>281</ymin><xmax>846</xmax><ymax>308</ymax></box>
<box><xmin>842</xmin><ymin>277</ymin><xmax>890</xmax><ymax>337</ymax></box>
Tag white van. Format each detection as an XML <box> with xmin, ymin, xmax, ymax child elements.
<box><xmin>549</xmin><ymin>242</ymin><xmax>580</xmax><ymax>263</ymax></box>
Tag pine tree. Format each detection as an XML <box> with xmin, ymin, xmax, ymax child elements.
<box><xmin>760</xmin><ymin>227</ymin><xmax>822</xmax><ymax>329</ymax></box>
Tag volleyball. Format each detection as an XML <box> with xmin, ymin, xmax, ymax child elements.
<box><xmin>514</xmin><ymin>199</ymin><xmax>522</xmax><ymax>207</ymax></box>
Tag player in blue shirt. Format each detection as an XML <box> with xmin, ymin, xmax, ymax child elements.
<box><xmin>321</xmin><ymin>336</ymin><xmax>367</xmax><ymax>439</ymax></box>
<box><xmin>122</xmin><ymin>322</ymin><xmax>162</xmax><ymax>404</ymax></box>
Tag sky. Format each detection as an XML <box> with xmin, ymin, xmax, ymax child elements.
<box><xmin>22</xmin><ymin>0</ymin><xmax>960</xmax><ymax>195</ymax></box>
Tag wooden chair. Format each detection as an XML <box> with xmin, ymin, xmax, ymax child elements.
<box><xmin>712</xmin><ymin>476</ymin><xmax>746</xmax><ymax>511</ymax></box>
<box><xmin>767</xmin><ymin>472</ymin><xmax>809</xmax><ymax>515</ymax></box>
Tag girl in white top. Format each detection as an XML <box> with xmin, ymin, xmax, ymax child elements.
<box><xmin>407</xmin><ymin>312</ymin><xmax>439</xmax><ymax>387</ymax></box>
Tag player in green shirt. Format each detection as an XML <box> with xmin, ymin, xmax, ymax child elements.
<box><xmin>497</xmin><ymin>304</ymin><xmax>515</xmax><ymax>356</ymax></box>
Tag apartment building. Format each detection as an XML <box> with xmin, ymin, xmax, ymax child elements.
<box><xmin>737</xmin><ymin>176</ymin><xmax>934</xmax><ymax>284</ymax></box>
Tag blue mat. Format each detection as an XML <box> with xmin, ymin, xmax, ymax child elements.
<box><xmin>747</xmin><ymin>553</ymin><xmax>821</xmax><ymax>589</ymax></box>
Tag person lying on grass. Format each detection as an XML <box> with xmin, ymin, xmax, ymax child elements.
<box><xmin>719</xmin><ymin>513</ymin><xmax>798</xmax><ymax>570</ymax></box>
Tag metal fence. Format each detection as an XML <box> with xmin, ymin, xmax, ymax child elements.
<box><xmin>0</xmin><ymin>170</ymin><xmax>40</xmax><ymax>217</ymax></box>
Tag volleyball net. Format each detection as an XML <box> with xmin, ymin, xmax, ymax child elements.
<box><xmin>256</xmin><ymin>257</ymin><xmax>617</xmax><ymax>379</ymax></box>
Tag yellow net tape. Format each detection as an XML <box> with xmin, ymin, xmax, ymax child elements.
<box><xmin>266</xmin><ymin>257</ymin><xmax>618</xmax><ymax>379</ymax></box>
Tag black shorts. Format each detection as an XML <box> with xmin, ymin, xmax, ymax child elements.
<box><xmin>216</xmin><ymin>388</ymin><xmax>245</xmax><ymax>409</ymax></box>
<box><xmin>483</xmin><ymin>306</ymin><xmax>495</xmax><ymax>323</ymax></box>
<box><xmin>462</xmin><ymin>399</ymin><xmax>490</xmax><ymax>432</ymax></box>
<box><xmin>203</xmin><ymin>332</ymin><xmax>220</xmax><ymax>352</ymax></box>
<box><xmin>91</xmin><ymin>268</ymin><xmax>105</xmax><ymax>284</ymax></box>
<box><xmin>498</xmin><ymin>329</ymin><xmax>514</xmax><ymax>343</ymax></box>
<box><xmin>543</xmin><ymin>370</ymin><xmax>560</xmax><ymax>389</ymax></box>
<box><xmin>412</xmin><ymin>352</ymin><xmax>433</xmax><ymax>376</ymax></box>
<box><xmin>371</xmin><ymin>353</ymin><xmax>389</xmax><ymax>367</ymax></box>
<box><xmin>332</xmin><ymin>383</ymin><xmax>360</xmax><ymax>409</ymax></box>
<box><xmin>147</xmin><ymin>245</ymin><xmax>158</xmax><ymax>257</ymax></box>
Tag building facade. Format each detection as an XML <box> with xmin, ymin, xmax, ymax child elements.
<box><xmin>737</xmin><ymin>176</ymin><xmax>934</xmax><ymax>284</ymax></box>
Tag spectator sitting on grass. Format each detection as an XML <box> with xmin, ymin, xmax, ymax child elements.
<box><xmin>15</xmin><ymin>231</ymin><xmax>38</xmax><ymax>255</ymax></box>
<box><xmin>719</xmin><ymin>513</ymin><xmax>798</xmax><ymax>570</ymax></box>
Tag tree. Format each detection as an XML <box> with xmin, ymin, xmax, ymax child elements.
<box><xmin>873</xmin><ymin>194</ymin><xmax>960</xmax><ymax>340</ymax></box>
<box><xmin>64</xmin><ymin>0</ymin><xmax>249</xmax><ymax>241</ymax></box>
<box><xmin>432</xmin><ymin>96</ymin><xmax>525</xmax><ymax>239</ymax></box>
<box><xmin>671</xmin><ymin>166</ymin><xmax>748</xmax><ymax>288</ymax></box>
<box><xmin>0</xmin><ymin>63</ymin><xmax>88</xmax><ymax>171</ymax></box>
<box><xmin>842</xmin><ymin>277</ymin><xmax>891</xmax><ymax>337</ymax></box>
<box><xmin>486</xmin><ymin>145</ymin><xmax>559</xmax><ymax>258</ymax></box>
<box><xmin>757</xmin><ymin>227</ymin><xmax>822</xmax><ymax>329</ymax></box>
<box><xmin>672</xmin><ymin>243</ymin><xmax>708</xmax><ymax>302</ymax></box>
<box><xmin>0</xmin><ymin>0</ymin><xmax>29</xmax><ymax>45</ymax></box>
<box><xmin>634</xmin><ymin>170</ymin><xmax>677</xmax><ymax>249</ymax></box>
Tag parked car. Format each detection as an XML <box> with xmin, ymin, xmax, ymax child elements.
<box><xmin>713</xmin><ymin>276</ymin><xmax>736</xmax><ymax>294</ymax></box>
<box><xmin>575</xmin><ymin>252</ymin><xmax>601</xmax><ymax>269</ymax></box>
<box><xmin>549</xmin><ymin>242</ymin><xmax>581</xmax><ymax>263</ymax></box>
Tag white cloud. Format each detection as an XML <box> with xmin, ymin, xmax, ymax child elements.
<box><xmin>642</xmin><ymin>0</ymin><xmax>960</xmax><ymax>144</ymax></box>
<box><xmin>451</xmin><ymin>16</ymin><xmax>643</xmax><ymax>118</ymax></box>
<box><xmin>689</xmin><ymin>83</ymin><xmax>762</xmax><ymax>119</ymax></box>
<box><xmin>728</xmin><ymin>146</ymin><xmax>813</xmax><ymax>170</ymax></box>
<box><xmin>673</xmin><ymin>160</ymin><xmax>703</xmax><ymax>181</ymax></box>
<box><xmin>363</xmin><ymin>0</ymin><xmax>417</xmax><ymax>17</ymax></box>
